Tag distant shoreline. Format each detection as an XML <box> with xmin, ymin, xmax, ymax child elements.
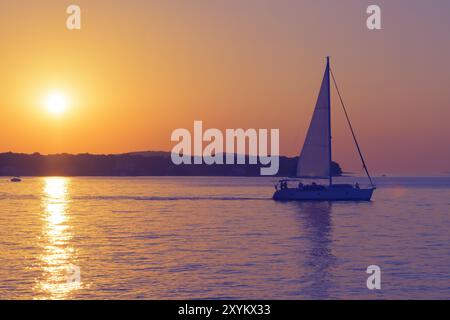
<box><xmin>0</xmin><ymin>152</ymin><xmax>343</xmax><ymax>177</ymax></box>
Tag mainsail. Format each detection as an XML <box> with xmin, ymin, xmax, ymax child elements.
<box><xmin>296</xmin><ymin>59</ymin><xmax>331</xmax><ymax>179</ymax></box>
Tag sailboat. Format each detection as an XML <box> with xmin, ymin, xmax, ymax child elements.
<box><xmin>273</xmin><ymin>57</ymin><xmax>376</xmax><ymax>201</ymax></box>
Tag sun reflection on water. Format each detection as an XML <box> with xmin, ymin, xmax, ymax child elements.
<box><xmin>35</xmin><ymin>177</ymin><xmax>80</xmax><ymax>299</ymax></box>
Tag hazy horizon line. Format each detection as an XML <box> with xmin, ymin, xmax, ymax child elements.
<box><xmin>0</xmin><ymin>150</ymin><xmax>287</xmax><ymax>157</ymax></box>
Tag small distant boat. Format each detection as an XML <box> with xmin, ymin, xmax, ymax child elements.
<box><xmin>10</xmin><ymin>177</ymin><xmax>22</xmax><ymax>182</ymax></box>
<box><xmin>273</xmin><ymin>57</ymin><xmax>376</xmax><ymax>201</ymax></box>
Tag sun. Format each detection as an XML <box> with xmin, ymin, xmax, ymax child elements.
<box><xmin>46</xmin><ymin>91</ymin><xmax>69</xmax><ymax>115</ymax></box>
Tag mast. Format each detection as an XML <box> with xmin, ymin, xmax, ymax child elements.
<box><xmin>327</xmin><ymin>56</ymin><xmax>332</xmax><ymax>186</ymax></box>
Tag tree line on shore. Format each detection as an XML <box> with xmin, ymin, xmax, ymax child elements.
<box><xmin>0</xmin><ymin>152</ymin><xmax>342</xmax><ymax>177</ymax></box>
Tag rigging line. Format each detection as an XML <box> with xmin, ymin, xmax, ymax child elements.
<box><xmin>329</xmin><ymin>67</ymin><xmax>375</xmax><ymax>187</ymax></box>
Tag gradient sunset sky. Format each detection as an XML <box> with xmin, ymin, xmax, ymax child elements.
<box><xmin>1</xmin><ymin>0</ymin><xmax>449</xmax><ymax>175</ymax></box>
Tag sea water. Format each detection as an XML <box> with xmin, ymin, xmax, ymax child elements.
<box><xmin>0</xmin><ymin>176</ymin><xmax>449</xmax><ymax>299</ymax></box>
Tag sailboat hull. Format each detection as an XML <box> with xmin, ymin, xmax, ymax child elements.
<box><xmin>273</xmin><ymin>186</ymin><xmax>375</xmax><ymax>202</ymax></box>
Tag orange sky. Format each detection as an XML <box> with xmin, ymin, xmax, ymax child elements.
<box><xmin>1</xmin><ymin>0</ymin><xmax>449</xmax><ymax>175</ymax></box>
